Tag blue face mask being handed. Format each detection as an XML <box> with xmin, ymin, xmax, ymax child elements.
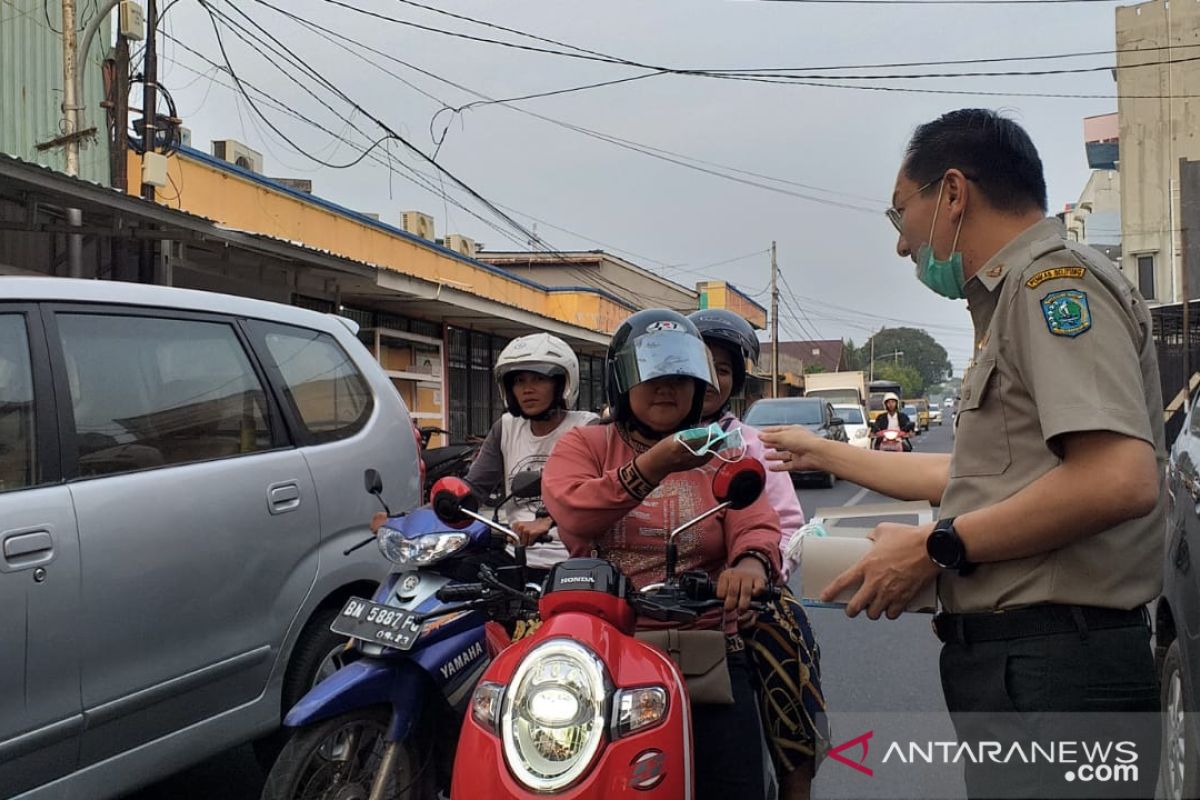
<box><xmin>914</xmin><ymin>179</ymin><xmax>967</xmax><ymax>300</ymax></box>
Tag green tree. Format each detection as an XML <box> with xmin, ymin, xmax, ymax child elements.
<box><xmin>865</xmin><ymin>328</ymin><xmax>952</xmax><ymax>388</ymax></box>
<box><xmin>804</xmin><ymin>364</ymin><xmax>827</xmax><ymax>374</ymax></box>
<box><xmin>843</xmin><ymin>339</ymin><xmax>862</xmax><ymax>371</ymax></box>
<box><xmin>875</xmin><ymin>363</ymin><xmax>923</xmax><ymax>399</ymax></box>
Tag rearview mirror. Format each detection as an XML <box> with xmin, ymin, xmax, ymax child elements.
<box><xmin>711</xmin><ymin>459</ymin><xmax>765</xmax><ymax>511</ymax></box>
<box><xmin>364</xmin><ymin>468</ymin><xmax>383</xmax><ymax>497</ymax></box>
<box><xmin>430</xmin><ymin>477</ymin><xmax>479</xmax><ymax>529</ymax></box>
<box><xmin>511</xmin><ymin>471</ymin><xmax>542</xmax><ymax>500</ymax></box>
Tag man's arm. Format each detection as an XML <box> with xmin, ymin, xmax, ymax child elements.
<box><xmin>956</xmin><ymin>429</ymin><xmax>1159</xmax><ymax>563</ymax></box>
<box><xmin>759</xmin><ymin>427</ymin><xmax>950</xmax><ymax>504</ymax></box>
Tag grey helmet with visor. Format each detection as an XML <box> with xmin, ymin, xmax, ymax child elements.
<box><xmin>605</xmin><ymin>309</ymin><xmax>717</xmax><ymax>430</ymax></box>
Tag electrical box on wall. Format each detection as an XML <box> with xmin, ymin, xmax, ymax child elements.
<box><xmin>119</xmin><ymin>1</ymin><xmax>145</xmax><ymax>40</ymax></box>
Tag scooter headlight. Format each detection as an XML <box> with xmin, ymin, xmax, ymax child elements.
<box><xmin>502</xmin><ymin>639</ymin><xmax>608</xmax><ymax>792</ymax></box>
<box><xmin>377</xmin><ymin>529</ymin><xmax>469</xmax><ymax>565</ymax></box>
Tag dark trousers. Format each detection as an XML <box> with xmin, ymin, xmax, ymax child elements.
<box><xmin>940</xmin><ymin>620</ymin><xmax>1160</xmax><ymax>800</ymax></box>
<box><xmin>693</xmin><ymin>652</ymin><xmax>767</xmax><ymax>800</ymax></box>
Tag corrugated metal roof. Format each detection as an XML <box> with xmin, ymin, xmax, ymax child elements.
<box><xmin>1</xmin><ymin>0</ymin><xmax>112</xmax><ymax>184</ymax></box>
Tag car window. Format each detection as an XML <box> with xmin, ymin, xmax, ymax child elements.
<box><xmin>0</xmin><ymin>315</ymin><xmax>37</xmax><ymax>492</ymax></box>
<box><xmin>259</xmin><ymin>324</ymin><xmax>373</xmax><ymax>443</ymax></box>
<box><xmin>903</xmin><ymin>405</ymin><xmax>918</xmax><ymax>416</ymax></box>
<box><xmin>57</xmin><ymin>314</ymin><xmax>273</xmax><ymax>478</ymax></box>
<box><xmin>836</xmin><ymin>407</ymin><xmax>865</xmax><ymax>424</ymax></box>
<box><xmin>1190</xmin><ymin>401</ymin><xmax>1200</xmax><ymax>438</ymax></box>
<box><xmin>745</xmin><ymin>401</ymin><xmax>823</xmax><ymax>426</ymax></box>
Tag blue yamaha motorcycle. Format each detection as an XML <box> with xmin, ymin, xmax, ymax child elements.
<box><xmin>260</xmin><ymin>471</ymin><xmax>540</xmax><ymax>800</ymax></box>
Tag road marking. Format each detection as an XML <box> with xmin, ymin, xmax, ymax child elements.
<box><xmin>846</xmin><ymin>486</ymin><xmax>871</xmax><ymax>506</ymax></box>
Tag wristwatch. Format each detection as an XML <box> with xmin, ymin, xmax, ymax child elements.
<box><xmin>926</xmin><ymin>517</ymin><xmax>977</xmax><ymax>576</ymax></box>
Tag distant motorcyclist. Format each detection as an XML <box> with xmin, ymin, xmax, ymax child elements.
<box><xmin>871</xmin><ymin>393</ymin><xmax>913</xmax><ymax>451</ymax></box>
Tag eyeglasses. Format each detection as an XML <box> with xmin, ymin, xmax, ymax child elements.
<box><xmin>885</xmin><ymin>178</ymin><xmax>941</xmax><ymax>234</ymax></box>
<box><xmin>886</xmin><ymin>174</ymin><xmax>977</xmax><ymax>234</ymax></box>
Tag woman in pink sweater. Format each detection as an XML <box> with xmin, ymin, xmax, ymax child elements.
<box><xmin>542</xmin><ymin>309</ymin><xmax>780</xmax><ymax>800</ymax></box>
<box><xmin>690</xmin><ymin>309</ymin><xmax>827</xmax><ymax>800</ymax></box>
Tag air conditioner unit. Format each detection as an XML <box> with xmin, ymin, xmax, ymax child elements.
<box><xmin>402</xmin><ymin>211</ymin><xmax>435</xmax><ymax>241</ymax></box>
<box><xmin>444</xmin><ymin>234</ymin><xmax>477</xmax><ymax>257</ymax></box>
<box><xmin>211</xmin><ymin>139</ymin><xmax>263</xmax><ymax>173</ymax></box>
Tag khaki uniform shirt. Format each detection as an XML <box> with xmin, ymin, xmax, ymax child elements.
<box><xmin>940</xmin><ymin>218</ymin><xmax>1165</xmax><ymax>613</ymax></box>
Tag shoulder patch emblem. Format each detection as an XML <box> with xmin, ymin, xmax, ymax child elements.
<box><xmin>1026</xmin><ymin>266</ymin><xmax>1086</xmax><ymax>289</ymax></box>
<box><xmin>1040</xmin><ymin>289</ymin><xmax>1092</xmax><ymax>337</ymax></box>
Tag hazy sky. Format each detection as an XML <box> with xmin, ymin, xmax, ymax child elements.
<box><xmin>152</xmin><ymin>0</ymin><xmax>1126</xmax><ymax>374</ymax></box>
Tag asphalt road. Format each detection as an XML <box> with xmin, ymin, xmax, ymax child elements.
<box><xmin>125</xmin><ymin>422</ymin><xmax>959</xmax><ymax>800</ymax></box>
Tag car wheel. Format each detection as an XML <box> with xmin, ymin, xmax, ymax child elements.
<box><xmin>1162</xmin><ymin>640</ymin><xmax>1199</xmax><ymax>800</ymax></box>
<box><xmin>254</xmin><ymin>606</ymin><xmax>359</xmax><ymax>769</ymax></box>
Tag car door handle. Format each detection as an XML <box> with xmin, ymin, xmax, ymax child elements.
<box><xmin>2</xmin><ymin>529</ymin><xmax>54</xmax><ymax>571</ymax></box>
<box><xmin>268</xmin><ymin>482</ymin><xmax>301</xmax><ymax>515</ymax></box>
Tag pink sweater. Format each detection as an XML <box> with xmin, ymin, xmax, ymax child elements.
<box><xmin>542</xmin><ymin>423</ymin><xmax>783</xmax><ymax>632</ymax></box>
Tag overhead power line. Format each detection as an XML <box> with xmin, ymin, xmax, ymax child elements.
<box><xmin>249</xmin><ymin>0</ymin><xmax>886</xmax><ymax>212</ymax></box>
<box><xmin>302</xmin><ymin>0</ymin><xmax>1200</xmax><ymax>101</ymax></box>
<box><xmin>199</xmin><ymin>0</ymin><xmax>552</xmax><ymax>253</ymax></box>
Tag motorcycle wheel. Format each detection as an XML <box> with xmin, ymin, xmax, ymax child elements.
<box><xmin>261</xmin><ymin>707</ymin><xmax>437</xmax><ymax>800</ymax></box>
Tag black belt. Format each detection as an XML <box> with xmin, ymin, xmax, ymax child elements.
<box><xmin>932</xmin><ymin>603</ymin><xmax>1149</xmax><ymax>645</ymax></box>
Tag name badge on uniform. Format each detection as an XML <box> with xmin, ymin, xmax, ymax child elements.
<box><xmin>1040</xmin><ymin>289</ymin><xmax>1092</xmax><ymax>337</ymax></box>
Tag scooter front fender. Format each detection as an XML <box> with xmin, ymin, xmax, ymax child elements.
<box><xmin>284</xmin><ymin>657</ymin><xmax>428</xmax><ymax>742</ymax></box>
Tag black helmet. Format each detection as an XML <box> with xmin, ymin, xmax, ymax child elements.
<box><xmin>687</xmin><ymin>309</ymin><xmax>760</xmax><ymax>397</ymax></box>
<box><xmin>605</xmin><ymin>309</ymin><xmax>716</xmax><ymax>430</ymax></box>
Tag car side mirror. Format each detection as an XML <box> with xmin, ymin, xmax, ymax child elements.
<box><xmin>830</xmin><ymin>417</ymin><xmax>845</xmax><ymax>426</ymax></box>
<box><xmin>364</xmin><ymin>468</ymin><xmax>383</xmax><ymax>497</ymax></box>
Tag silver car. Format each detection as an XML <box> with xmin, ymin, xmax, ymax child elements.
<box><xmin>0</xmin><ymin>278</ymin><xmax>420</xmax><ymax>799</ymax></box>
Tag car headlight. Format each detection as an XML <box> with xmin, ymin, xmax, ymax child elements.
<box><xmin>502</xmin><ymin>639</ymin><xmax>608</xmax><ymax>792</ymax></box>
<box><xmin>377</xmin><ymin>529</ymin><xmax>469</xmax><ymax>565</ymax></box>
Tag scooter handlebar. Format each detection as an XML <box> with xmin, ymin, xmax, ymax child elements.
<box><xmin>436</xmin><ymin>583</ymin><xmax>485</xmax><ymax>603</ymax></box>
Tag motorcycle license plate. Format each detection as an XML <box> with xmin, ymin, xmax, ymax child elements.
<box><xmin>330</xmin><ymin>597</ymin><xmax>423</xmax><ymax>650</ymax></box>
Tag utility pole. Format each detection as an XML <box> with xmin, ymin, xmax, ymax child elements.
<box><xmin>140</xmin><ymin>0</ymin><xmax>158</xmax><ymax>203</ymax></box>
<box><xmin>770</xmin><ymin>241</ymin><xmax>779</xmax><ymax>398</ymax></box>
<box><xmin>869</xmin><ymin>333</ymin><xmax>876</xmax><ymax>383</ymax></box>
<box><xmin>61</xmin><ymin>0</ymin><xmax>84</xmax><ymax>278</ymax></box>
<box><xmin>138</xmin><ymin>0</ymin><xmax>159</xmax><ymax>283</ymax></box>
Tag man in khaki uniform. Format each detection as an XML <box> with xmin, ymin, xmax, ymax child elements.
<box><xmin>761</xmin><ymin>109</ymin><xmax>1163</xmax><ymax>799</ymax></box>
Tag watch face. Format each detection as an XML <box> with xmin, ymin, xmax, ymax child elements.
<box><xmin>928</xmin><ymin>528</ymin><xmax>961</xmax><ymax>569</ymax></box>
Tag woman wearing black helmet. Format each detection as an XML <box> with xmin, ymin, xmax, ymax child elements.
<box><xmin>691</xmin><ymin>308</ymin><xmax>828</xmax><ymax>799</ymax></box>
<box><xmin>542</xmin><ymin>308</ymin><xmax>781</xmax><ymax>800</ymax></box>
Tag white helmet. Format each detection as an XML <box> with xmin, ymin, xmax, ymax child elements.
<box><xmin>495</xmin><ymin>333</ymin><xmax>580</xmax><ymax>416</ymax></box>
<box><xmin>884</xmin><ymin>392</ymin><xmax>901</xmax><ymax>405</ymax></box>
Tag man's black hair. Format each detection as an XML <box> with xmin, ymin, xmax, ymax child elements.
<box><xmin>904</xmin><ymin>109</ymin><xmax>1047</xmax><ymax>214</ymax></box>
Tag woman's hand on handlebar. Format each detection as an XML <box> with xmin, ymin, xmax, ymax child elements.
<box><xmin>370</xmin><ymin>511</ymin><xmax>387</xmax><ymax>536</ymax></box>
<box><xmin>512</xmin><ymin>517</ymin><xmax>553</xmax><ymax>547</ymax></box>
<box><xmin>717</xmin><ymin>557</ymin><xmax>768</xmax><ymax>615</ymax></box>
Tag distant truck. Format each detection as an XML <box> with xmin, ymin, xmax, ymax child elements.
<box><xmin>804</xmin><ymin>371</ymin><xmax>867</xmax><ymax>407</ymax></box>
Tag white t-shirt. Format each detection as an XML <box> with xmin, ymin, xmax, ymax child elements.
<box><xmin>885</xmin><ymin>412</ymin><xmax>900</xmax><ymax>430</ymax></box>
<box><xmin>500</xmin><ymin>410</ymin><xmax>597</xmax><ymax>569</ymax></box>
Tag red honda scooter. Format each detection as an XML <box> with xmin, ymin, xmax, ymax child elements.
<box><xmin>430</xmin><ymin>459</ymin><xmax>774</xmax><ymax>799</ymax></box>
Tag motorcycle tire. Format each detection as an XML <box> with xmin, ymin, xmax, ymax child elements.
<box><xmin>254</xmin><ymin>606</ymin><xmax>358</xmax><ymax>769</ymax></box>
<box><xmin>261</xmin><ymin>706</ymin><xmax>437</xmax><ymax>800</ymax></box>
